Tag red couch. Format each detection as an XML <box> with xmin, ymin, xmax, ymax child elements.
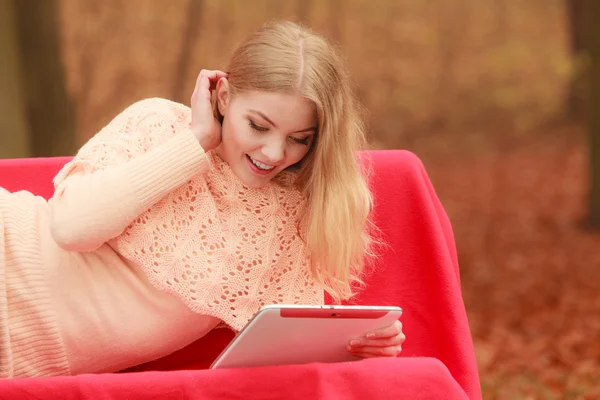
<box><xmin>0</xmin><ymin>151</ymin><xmax>482</xmax><ymax>400</ymax></box>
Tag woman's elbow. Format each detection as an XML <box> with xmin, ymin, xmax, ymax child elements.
<box><xmin>50</xmin><ymin>220</ymin><xmax>103</xmax><ymax>252</ymax></box>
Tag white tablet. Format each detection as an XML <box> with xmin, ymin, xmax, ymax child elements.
<box><xmin>210</xmin><ymin>304</ymin><xmax>402</xmax><ymax>369</ymax></box>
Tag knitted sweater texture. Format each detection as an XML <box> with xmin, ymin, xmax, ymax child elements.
<box><xmin>0</xmin><ymin>98</ymin><xmax>322</xmax><ymax>378</ymax></box>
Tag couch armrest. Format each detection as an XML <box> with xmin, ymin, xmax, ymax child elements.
<box><xmin>0</xmin><ymin>357</ymin><xmax>469</xmax><ymax>400</ymax></box>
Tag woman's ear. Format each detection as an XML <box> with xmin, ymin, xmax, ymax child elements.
<box><xmin>216</xmin><ymin>77</ymin><xmax>230</xmax><ymax>116</ymax></box>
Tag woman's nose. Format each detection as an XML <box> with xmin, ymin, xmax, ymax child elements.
<box><xmin>261</xmin><ymin>139</ymin><xmax>285</xmax><ymax>164</ymax></box>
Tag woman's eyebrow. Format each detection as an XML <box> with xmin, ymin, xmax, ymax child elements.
<box><xmin>248</xmin><ymin>109</ymin><xmax>277</xmax><ymax>127</ymax></box>
<box><xmin>292</xmin><ymin>127</ymin><xmax>317</xmax><ymax>134</ymax></box>
<box><xmin>248</xmin><ymin>109</ymin><xmax>317</xmax><ymax>134</ymax></box>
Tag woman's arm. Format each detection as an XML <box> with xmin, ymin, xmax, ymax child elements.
<box><xmin>50</xmin><ymin>98</ymin><xmax>210</xmax><ymax>252</ymax></box>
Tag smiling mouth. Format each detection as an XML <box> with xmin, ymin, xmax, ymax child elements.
<box><xmin>246</xmin><ymin>155</ymin><xmax>276</xmax><ymax>172</ymax></box>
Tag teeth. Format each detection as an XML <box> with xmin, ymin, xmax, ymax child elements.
<box><xmin>249</xmin><ymin>156</ymin><xmax>275</xmax><ymax>171</ymax></box>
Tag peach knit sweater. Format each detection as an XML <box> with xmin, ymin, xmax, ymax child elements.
<box><xmin>0</xmin><ymin>98</ymin><xmax>323</xmax><ymax>379</ymax></box>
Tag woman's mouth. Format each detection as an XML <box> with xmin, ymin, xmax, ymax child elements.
<box><xmin>246</xmin><ymin>155</ymin><xmax>275</xmax><ymax>175</ymax></box>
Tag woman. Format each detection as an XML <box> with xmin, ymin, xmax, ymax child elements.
<box><xmin>0</xmin><ymin>21</ymin><xmax>404</xmax><ymax>379</ymax></box>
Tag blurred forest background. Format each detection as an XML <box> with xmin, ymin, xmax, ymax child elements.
<box><xmin>1</xmin><ymin>0</ymin><xmax>600</xmax><ymax>398</ymax></box>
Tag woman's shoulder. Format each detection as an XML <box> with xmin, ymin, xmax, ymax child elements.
<box><xmin>120</xmin><ymin>97</ymin><xmax>191</xmax><ymax>122</ymax></box>
<box><xmin>92</xmin><ymin>97</ymin><xmax>192</xmax><ymax>146</ymax></box>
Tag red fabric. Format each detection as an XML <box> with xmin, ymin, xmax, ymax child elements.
<box><xmin>0</xmin><ymin>156</ymin><xmax>72</xmax><ymax>199</ymax></box>
<box><xmin>1</xmin><ymin>358</ymin><xmax>468</xmax><ymax>400</ymax></box>
<box><xmin>0</xmin><ymin>151</ymin><xmax>482</xmax><ymax>400</ymax></box>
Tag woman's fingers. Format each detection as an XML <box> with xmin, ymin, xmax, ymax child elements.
<box><xmin>193</xmin><ymin>70</ymin><xmax>228</xmax><ymax>101</ymax></box>
<box><xmin>201</xmin><ymin>69</ymin><xmax>228</xmax><ymax>80</ymax></box>
<box><xmin>348</xmin><ymin>345</ymin><xmax>403</xmax><ymax>358</ymax></box>
<box><xmin>348</xmin><ymin>332</ymin><xmax>405</xmax><ymax>349</ymax></box>
<box><xmin>347</xmin><ymin>319</ymin><xmax>405</xmax><ymax>359</ymax></box>
<box><xmin>198</xmin><ymin>69</ymin><xmax>228</xmax><ymax>88</ymax></box>
<box><xmin>364</xmin><ymin>320</ymin><xmax>403</xmax><ymax>340</ymax></box>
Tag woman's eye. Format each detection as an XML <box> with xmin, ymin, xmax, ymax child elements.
<box><xmin>291</xmin><ymin>136</ymin><xmax>310</xmax><ymax>145</ymax></box>
<box><xmin>248</xmin><ymin>120</ymin><xmax>268</xmax><ymax>132</ymax></box>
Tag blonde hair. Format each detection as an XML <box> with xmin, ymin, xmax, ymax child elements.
<box><xmin>216</xmin><ymin>21</ymin><xmax>375</xmax><ymax>302</ymax></box>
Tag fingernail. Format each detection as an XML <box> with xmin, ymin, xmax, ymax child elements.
<box><xmin>350</xmin><ymin>340</ymin><xmax>360</xmax><ymax>347</ymax></box>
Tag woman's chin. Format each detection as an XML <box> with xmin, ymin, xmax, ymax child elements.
<box><xmin>235</xmin><ymin>168</ymin><xmax>274</xmax><ymax>189</ymax></box>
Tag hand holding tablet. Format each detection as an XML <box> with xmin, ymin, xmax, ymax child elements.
<box><xmin>211</xmin><ymin>304</ymin><xmax>403</xmax><ymax>369</ymax></box>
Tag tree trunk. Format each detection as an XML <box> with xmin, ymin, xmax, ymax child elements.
<box><xmin>566</xmin><ymin>0</ymin><xmax>586</xmax><ymax>118</ymax></box>
<box><xmin>172</xmin><ymin>0</ymin><xmax>203</xmax><ymax>104</ymax></box>
<box><xmin>0</xmin><ymin>0</ymin><xmax>30</xmax><ymax>158</ymax></box>
<box><xmin>13</xmin><ymin>0</ymin><xmax>75</xmax><ymax>157</ymax></box>
<box><xmin>586</xmin><ymin>0</ymin><xmax>600</xmax><ymax>226</ymax></box>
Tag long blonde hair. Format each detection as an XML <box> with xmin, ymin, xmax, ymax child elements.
<box><xmin>216</xmin><ymin>21</ymin><xmax>375</xmax><ymax>302</ymax></box>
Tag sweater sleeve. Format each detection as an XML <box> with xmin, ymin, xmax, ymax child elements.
<box><xmin>49</xmin><ymin>98</ymin><xmax>211</xmax><ymax>252</ymax></box>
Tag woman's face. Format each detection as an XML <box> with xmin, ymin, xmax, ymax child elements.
<box><xmin>215</xmin><ymin>79</ymin><xmax>317</xmax><ymax>188</ymax></box>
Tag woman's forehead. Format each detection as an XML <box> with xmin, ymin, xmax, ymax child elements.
<box><xmin>234</xmin><ymin>91</ymin><xmax>316</xmax><ymax>126</ymax></box>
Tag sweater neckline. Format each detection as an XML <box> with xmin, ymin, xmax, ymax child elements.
<box><xmin>207</xmin><ymin>150</ymin><xmax>299</xmax><ymax>191</ymax></box>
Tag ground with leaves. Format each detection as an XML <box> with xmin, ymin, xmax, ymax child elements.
<box><xmin>417</xmin><ymin>124</ymin><xmax>600</xmax><ymax>399</ymax></box>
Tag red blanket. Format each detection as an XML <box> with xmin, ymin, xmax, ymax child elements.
<box><xmin>0</xmin><ymin>151</ymin><xmax>481</xmax><ymax>400</ymax></box>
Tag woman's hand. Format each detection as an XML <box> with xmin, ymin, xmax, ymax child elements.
<box><xmin>347</xmin><ymin>320</ymin><xmax>405</xmax><ymax>358</ymax></box>
<box><xmin>190</xmin><ymin>69</ymin><xmax>228</xmax><ymax>151</ymax></box>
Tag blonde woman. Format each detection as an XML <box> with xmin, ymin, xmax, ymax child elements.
<box><xmin>0</xmin><ymin>21</ymin><xmax>405</xmax><ymax>379</ymax></box>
